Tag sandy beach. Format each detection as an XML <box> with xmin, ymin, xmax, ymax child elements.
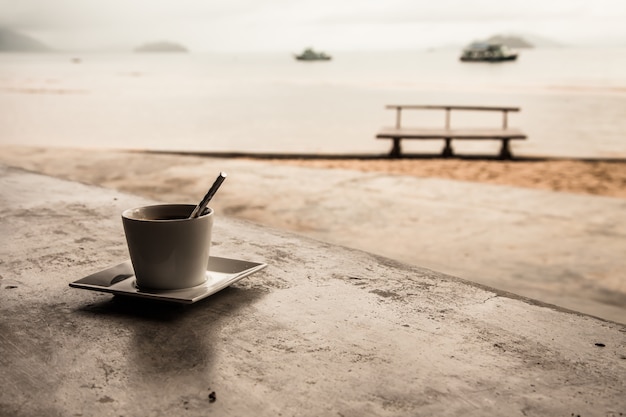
<box><xmin>269</xmin><ymin>157</ymin><xmax>626</xmax><ymax>199</ymax></box>
<box><xmin>1</xmin><ymin>145</ymin><xmax>625</xmax><ymax>323</ymax></box>
<box><xmin>3</xmin><ymin>146</ymin><xmax>625</xmax><ymax>198</ymax></box>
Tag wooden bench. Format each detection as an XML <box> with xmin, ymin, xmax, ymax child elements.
<box><xmin>376</xmin><ymin>105</ymin><xmax>527</xmax><ymax>159</ymax></box>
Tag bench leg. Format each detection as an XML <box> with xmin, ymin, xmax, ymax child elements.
<box><xmin>499</xmin><ymin>139</ymin><xmax>512</xmax><ymax>159</ymax></box>
<box><xmin>389</xmin><ymin>138</ymin><xmax>402</xmax><ymax>158</ymax></box>
<box><xmin>442</xmin><ymin>138</ymin><xmax>454</xmax><ymax>158</ymax></box>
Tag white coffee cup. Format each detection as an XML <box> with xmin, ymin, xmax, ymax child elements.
<box><xmin>121</xmin><ymin>204</ymin><xmax>213</xmax><ymax>290</ymax></box>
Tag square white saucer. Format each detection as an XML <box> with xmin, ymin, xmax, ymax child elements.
<box><xmin>70</xmin><ymin>256</ymin><xmax>267</xmax><ymax>304</ymax></box>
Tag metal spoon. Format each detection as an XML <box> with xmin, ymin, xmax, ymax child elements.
<box><xmin>189</xmin><ymin>172</ymin><xmax>227</xmax><ymax>219</ymax></box>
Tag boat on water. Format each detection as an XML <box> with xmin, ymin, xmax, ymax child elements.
<box><xmin>460</xmin><ymin>42</ymin><xmax>518</xmax><ymax>62</ymax></box>
<box><xmin>294</xmin><ymin>48</ymin><xmax>331</xmax><ymax>61</ymax></box>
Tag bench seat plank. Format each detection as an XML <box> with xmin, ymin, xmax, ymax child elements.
<box><xmin>376</xmin><ymin>127</ymin><xmax>527</xmax><ymax>140</ymax></box>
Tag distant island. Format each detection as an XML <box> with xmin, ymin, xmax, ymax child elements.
<box><xmin>0</xmin><ymin>27</ymin><xmax>51</xmax><ymax>52</ymax></box>
<box><xmin>486</xmin><ymin>35</ymin><xmax>534</xmax><ymax>48</ymax></box>
<box><xmin>134</xmin><ymin>41</ymin><xmax>188</xmax><ymax>53</ymax></box>
<box><xmin>480</xmin><ymin>34</ymin><xmax>562</xmax><ymax>49</ymax></box>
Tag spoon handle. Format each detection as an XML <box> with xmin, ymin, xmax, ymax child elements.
<box><xmin>189</xmin><ymin>172</ymin><xmax>227</xmax><ymax>219</ymax></box>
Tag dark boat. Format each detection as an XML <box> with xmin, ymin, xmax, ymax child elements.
<box><xmin>460</xmin><ymin>42</ymin><xmax>518</xmax><ymax>62</ymax></box>
<box><xmin>294</xmin><ymin>48</ymin><xmax>331</xmax><ymax>61</ymax></box>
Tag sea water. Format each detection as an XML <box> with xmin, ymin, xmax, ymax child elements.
<box><xmin>1</xmin><ymin>48</ymin><xmax>625</xmax><ymax>158</ymax></box>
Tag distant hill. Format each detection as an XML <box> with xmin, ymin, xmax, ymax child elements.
<box><xmin>483</xmin><ymin>34</ymin><xmax>563</xmax><ymax>48</ymax></box>
<box><xmin>514</xmin><ymin>34</ymin><xmax>563</xmax><ymax>48</ymax></box>
<box><xmin>0</xmin><ymin>27</ymin><xmax>51</xmax><ymax>52</ymax></box>
<box><xmin>134</xmin><ymin>41</ymin><xmax>188</xmax><ymax>53</ymax></box>
<box><xmin>486</xmin><ymin>35</ymin><xmax>534</xmax><ymax>48</ymax></box>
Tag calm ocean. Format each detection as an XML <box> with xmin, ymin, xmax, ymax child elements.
<box><xmin>1</xmin><ymin>48</ymin><xmax>625</xmax><ymax>158</ymax></box>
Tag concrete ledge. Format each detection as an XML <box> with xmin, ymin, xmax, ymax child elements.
<box><xmin>1</xmin><ymin>164</ymin><xmax>625</xmax><ymax>416</ymax></box>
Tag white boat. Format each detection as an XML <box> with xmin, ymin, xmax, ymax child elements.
<box><xmin>460</xmin><ymin>42</ymin><xmax>518</xmax><ymax>62</ymax></box>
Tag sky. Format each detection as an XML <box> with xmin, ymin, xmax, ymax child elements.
<box><xmin>1</xmin><ymin>0</ymin><xmax>625</xmax><ymax>52</ymax></box>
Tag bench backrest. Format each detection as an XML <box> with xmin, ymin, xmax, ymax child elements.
<box><xmin>385</xmin><ymin>105</ymin><xmax>520</xmax><ymax>129</ymax></box>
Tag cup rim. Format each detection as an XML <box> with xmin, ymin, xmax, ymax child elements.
<box><xmin>122</xmin><ymin>204</ymin><xmax>213</xmax><ymax>222</ymax></box>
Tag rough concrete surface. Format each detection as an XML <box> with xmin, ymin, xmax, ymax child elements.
<box><xmin>1</xmin><ymin>165</ymin><xmax>625</xmax><ymax>416</ymax></box>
